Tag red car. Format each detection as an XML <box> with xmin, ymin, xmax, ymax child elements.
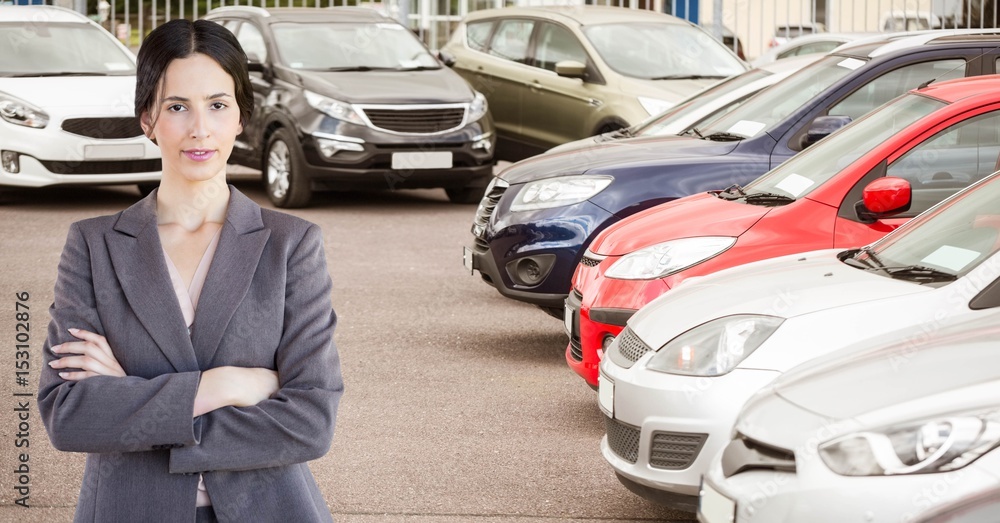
<box><xmin>566</xmin><ymin>74</ymin><xmax>1000</xmax><ymax>387</ymax></box>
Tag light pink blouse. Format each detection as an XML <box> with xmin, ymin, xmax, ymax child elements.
<box><xmin>160</xmin><ymin>226</ymin><xmax>222</xmax><ymax>508</ymax></box>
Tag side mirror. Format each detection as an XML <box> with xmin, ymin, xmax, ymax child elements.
<box><xmin>246</xmin><ymin>52</ymin><xmax>264</xmax><ymax>73</ymax></box>
<box><xmin>800</xmin><ymin>115</ymin><xmax>852</xmax><ymax>149</ymax></box>
<box><xmin>437</xmin><ymin>50</ymin><xmax>456</xmax><ymax>67</ymax></box>
<box><xmin>555</xmin><ymin>60</ymin><xmax>587</xmax><ymax>79</ymax></box>
<box><xmin>855</xmin><ymin>176</ymin><xmax>911</xmax><ymax>223</ymax></box>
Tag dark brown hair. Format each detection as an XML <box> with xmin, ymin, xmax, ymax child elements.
<box><xmin>134</xmin><ymin>19</ymin><xmax>254</xmax><ymax>131</ymax></box>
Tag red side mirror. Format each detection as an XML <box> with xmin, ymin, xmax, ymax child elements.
<box><xmin>856</xmin><ymin>177</ymin><xmax>911</xmax><ymax>223</ymax></box>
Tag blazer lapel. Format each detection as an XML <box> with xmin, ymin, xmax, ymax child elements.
<box><xmin>106</xmin><ymin>191</ymin><xmax>199</xmax><ymax>373</ymax></box>
<box><xmin>191</xmin><ymin>186</ymin><xmax>270</xmax><ymax>368</ymax></box>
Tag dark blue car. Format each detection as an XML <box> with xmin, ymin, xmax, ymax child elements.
<box><xmin>464</xmin><ymin>30</ymin><xmax>1000</xmax><ymax>317</ymax></box>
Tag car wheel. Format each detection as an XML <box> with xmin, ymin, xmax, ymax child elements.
<box><xmin>136</xmin><ymin>183</ymin><xmax>158</xmax><ymax>197</ymax></box>
<box><xmin>445</xmin><ymin>187</ymin><xmax>483</xmax><ymax>204</ymax></box>
<box><xmin>264</xmin><ymin>128</ymin><xmax>312</xmax><ymax>208</ymax></box>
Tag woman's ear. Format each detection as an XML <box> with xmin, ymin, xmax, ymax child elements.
<box><xmin>139</xmin><ymin>110</ymin><xmax>157</xmax><ymax>145</ymax></box>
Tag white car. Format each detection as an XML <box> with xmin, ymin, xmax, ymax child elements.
<box><xmin>751</xmin><ymin>32</ymin><xmax>876</xmax><ymax>67</ymax></box>
<box><xmin>598</xmin><ymin>168</ymin><xmax>1000</xmax><ymax>509</ymax></box>
<box><xmin>700</xmin><ymin>311</ymin><xmax>1000</xmax><ymax>523</ymax></box>
<box><xmin>547</xmin><ymin>55</ymin><xmax>820</xmax><ymax>155</ymax></box>
<box><xmin>0</xmin><ymin>5</ymin><xmax>160</xmax><ymax>193</ymax></box>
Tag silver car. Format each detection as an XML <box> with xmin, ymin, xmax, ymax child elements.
<box><xmin>700</xmin><ymin>312</ymin><xmax>1000</xmax><ymax>523</ymax></box>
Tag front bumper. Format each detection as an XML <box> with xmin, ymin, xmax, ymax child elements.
<box><xmin>600</xmin><ymin>356</ymin><xmax>780</xmax><ymax>504</ymax></box>
<box><xmin>467</xmin><ymin>193</ymin><xmax>618</xmax><ymax>309</ymax></box>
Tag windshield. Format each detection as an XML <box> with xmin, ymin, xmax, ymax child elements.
<box><xmin>698</xmin><ymin>54</ymin><xmax>863</xmax><ymax>138</ymax></box>
<box><xmin>857</xmin><ymin>172</ymin><xmax>1000</xmax><ymax>280</ymax></box>
<box><xmin>744</xmin><ymin>93</ymin><xmax>945</xmax><ymax>199</ymax></box>
<box><xmin>272</xmin><ymin>22</ymin><xmax>439</xmax><ymax>70</ymax></box>
<box><xmin>634</xmin><ymin>68</ymin><xmax>772</xmax><ymax>136</ymax></box>
<box><xmin>0</xmin><ymin>23</ymin><xmax>135</xmax><ymax>76</ymax></box>
<box><xmin>582</xmin><ymin>23</ymin><xmax>745</xmax><ymax>80</ymax></box>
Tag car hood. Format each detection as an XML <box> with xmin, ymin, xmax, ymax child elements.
<box><xmin>498</xmin><ymin>135</ymin><xmax>741</xmax><ymax>185</ymax></box>
<box><xmin>629</xmin><ymin>250</ymin><xmax>927</xmax><ymax>352</ymax></box>
<box><xmin>736</xmin><ymin>318</ymin><xmax>1000</xmax><ymax>449</ymax></box>
<box><xmin>588</xmin><ymin>192</ymin><xmax>771</xmax><ymax>255</ymax></box>
<box><xmin>295</xmin><ymin>67</ymin><xmax>473</xmax><ymax>104</ymax></box>
<box><xmin>0</xmin><ymin>76</ymin><xmax>137</xmax><ymax>110</ymax></box>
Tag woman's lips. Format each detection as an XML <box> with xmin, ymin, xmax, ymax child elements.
<box><xmin>183</xmin><ymin>149</ymin><xmax>216</xmax><ymax>162</ymax></box>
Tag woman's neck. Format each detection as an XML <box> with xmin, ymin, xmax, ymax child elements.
<box><xmin>156</xmin><ymin>176</ymin><xmax>230</xmax><ymax>231</ymax></box>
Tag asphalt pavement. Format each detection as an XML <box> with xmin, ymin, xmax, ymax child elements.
<box><xmin>0</xmin><ymin>169</ymin><xmax>693</xmax><ymax>522</ymax></box>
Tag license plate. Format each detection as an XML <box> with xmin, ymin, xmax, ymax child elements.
<box><xmin>83</xmin><ymin>143</ymin><xmax>144</xmax><ymax>160</ymax></box>
<box><xmin>462</xmin><ymin>246</ymin><xmax>474</xmax><ymax>274</ymax></box>
<box><xmin>391</xmin><ymin>151</ymin><xmax>452</xmax><ymax>170</ymax></box>
<box><xmin>598</xmin><ymin>372</ymin><xmax>613</xmax><ymax>417</ymax></box>
<box><xmin>564</xmin><ymin>304</ymin><xmax>574</xmax><ymax>335</ymax></box>
<box><xmin>698</xmin><ymin>480</ymin><xmax>736</xmax><ymax>523</ymax></box>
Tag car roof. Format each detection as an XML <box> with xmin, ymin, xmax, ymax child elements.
<box><xmin>828</xmin><ymin>28</ymin><xmax>1000</xmax><ymax>60</ymax></box>
<box><xmin>0</xmin><ymin>5</ymin><xmax>90</xmax><ymax>23</ymax></box>
<box><xmin>206</xmin><ymin>6</ymin><xmax>388</xmax><ymax>23</ymax></box>
<box><xmin>757</xmin><ymin>54</ymin><xmax>825</xmax><ymax>74</ymax></box>
<box><xmin>916</xmin><ymin>74</ymin><xmax>1000</xmax><ymax>103</ymax></box>
<box><xmin>460</xmin><ymin>5</ymin><xmax>689</xmax><ymax>27</ymax></box>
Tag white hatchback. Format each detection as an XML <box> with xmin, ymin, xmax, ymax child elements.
<box><xmin>598</xmin><ymin>169</ymin><xmax>1000</xmax><ymax>509</ymax></box>
<box><xmin>0</xmin><ymin>6</ymin><xmax>160</xmax><ymax>192</ymax></box>
<box><xmin>700</xmin><ymin>312</ymin><xmax>1000</xmax><ymax>523</ymax></box>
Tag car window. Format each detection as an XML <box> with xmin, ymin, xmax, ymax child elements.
<box><xmin>533</xmin><ymin>22</ymin><xmax>588</xmax><ymax>72</ymax></box>
<box><xmin>236</xmin><ymin>23</ymin><xmax>268</xmax><ymax>63</ymax></box>
<box><xmin>272</xmin><ymin>22</ymin><xmax>437</xmax><ymax>70</ymax></box>
<box><xmin>0</xmin><ymin>22</ymin><xmax>135</xmax><ymax>75</ymax></box>
<box><xmin>583</xmin><ymin>22</ymin><xmax>744</xmax><ymax>79</ymax></box>
<box><xmin>791</xmin><ymin>41</ymin><xmax>842</xmax><ymax>57</ymax></box>
<box><xmin>886</xmin><ymin>109</ymin><xmax>1000</xmax><ymax>216</ymax></box>
<box><xmin>466</xmin><ymin>20</ymin><xmax>493</xmax><ymax>52</ymax></box>
<box><xmin>829</xmin><ymin>59</ymin><xmax>966</xmax><ymax>121</ymax></box>
<box><xmin>488</xmin><ymin>19</ymin><xmax>534</xmax><ymax>64</ymax></box>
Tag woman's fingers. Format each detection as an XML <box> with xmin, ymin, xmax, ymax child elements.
<box><xmin>49</xmin><ymin>354</ymin><xmax>123</xmax><ymax>378</ymax></box>
<box><xmin>67</xmin><ymin>328</ymin><xmax>115</xmax><ymax>358</ymax></box>
<box><xmin>52</xmin><ymin>341</ymin><xmax>124</xmax><ymax>375</ymax></box>
<box><xmin>50</xmin><ymin>330</ymin><xmax>126</xmax><ymax>379</ymax></box>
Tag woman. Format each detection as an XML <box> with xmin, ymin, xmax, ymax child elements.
<box><xmin>37</xmin><ymin>19</ymin><xmax>343</xmax><ymax>523</ymax></box>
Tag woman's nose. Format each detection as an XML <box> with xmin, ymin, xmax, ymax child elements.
<box><xmin>189</xmin><ymin>109</ymin><xmax>211</xmax><ymax>139</ymax></box>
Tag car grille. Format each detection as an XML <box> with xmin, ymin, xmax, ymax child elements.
<box><xmin>568</xmin><ymin>289</ymin><xmax>583</xmax><ymax>361</ymax></box>
<box><xmin>40</xmin><ymin>158</ymin><xmax>161</xmax><ymax>175</ymax></box>
<box><xmin>580</xmin><ymin>254</ymin><xmax>604</xmax><ymax>267</ymax></box>
<box><xmin>471</xmin><ymin>178</ymin><xmax>508</xmax><ymax>252</ymax></box>
<box><xmin>605</xmin><ymin>415</ymin><xmax>641</xmax><ymax>464</ymax></box>
<box><xmin>62</xmin><ymin>117</ymin><xmax>144</xmax><ymax>139</ymax></box>
<box><xmin>721</xmin><ymin>433</ymin><xmax>797</xmax><ymax>477</ymax></box>
<box><xmin>360</xmin><ymin>106</ymin><xmax>466</xmax><ymax>134</ymax></box>
<box><xmin>616</xmin><ymin>327</ymin><xmax>653</xmax><ymax>365</ymax></box>
<box><xmin>569</xmin><ymin>337</ymin><xmax>583</xmax><ymax>361</ymax></box>
<box><xmin>649</xmin><ymin>431</ymin><xmax>708</xmax><ymax>470</ymax></box>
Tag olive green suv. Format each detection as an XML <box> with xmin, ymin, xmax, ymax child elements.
<box><xmin>440</xmin><ymin>6</ymin><xmax>747</xmax><ymax>161</ymax></box>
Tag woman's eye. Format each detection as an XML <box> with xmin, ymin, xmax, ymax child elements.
<box><xmin>211</xmin><ymin>102</ymin><xmax>228</xmax><ymax>110</ymax></box>
<box><xmin>167</xmin><ymin>104</ymin><xmax>186</xmax><ymax>112</ymax></box>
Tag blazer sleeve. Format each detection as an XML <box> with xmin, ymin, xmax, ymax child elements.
<box><xmin>168</xmin><ymin>223</ymin><xmax>343</xmax><ymax>474</ymax></box>
<box><xmin>37</xmin><ymin>222</ymin><xmax>202</xmax><ymax>454</ymax></box>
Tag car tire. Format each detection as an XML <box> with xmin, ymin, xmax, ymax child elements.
<box><xmin>264</xmin><ymin>128</ymin><xmax>312</xmax><ymax>208</ymax></box>
<box><xmin>445</xmin><ymin>186</ymin><xmax>483</xmax><ymax>204</ymax></box>
<box><xmin>136</xmin><ymin>183</ymin><xmax>158</xmax><ymax>197</ymax></box>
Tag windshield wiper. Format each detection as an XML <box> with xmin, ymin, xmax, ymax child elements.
<box><xmin>743</xmin><ymin>191</ymin><xmax>796</xmax><ymax>206</ymax></box>
<box><xmin>880</xmin><ymin>265</ymin><xmax>957</xmax><ymax>283</ymax></box>
<box><xmin>4</xmin><ymin>71</ymin><xmax>111</xmax><ymax>77</ymax></box>
<box><xmin>712</xmin><ymin>184</ymin><xmax>747</xmax><ymax>201</ymax></box>
<box><xmin>396</xmin><ymin>65</ymin><xmax>441</xmax><ymax>71</ymax></box>
<box><xmin>649</xmin><ymin>74</ymin><xmax>727</xmax><ymax>81</ymax></box>
<box><xmin>683</xmin><ymin>127</ymin><xmax>705</xmax><ymax>138</ymax></box>
<box><xmin>703</xmin><ymin>131</ymin><xmax>745</xmax><ymax>142</ymax></box>
<box><xmin>318</xmin><ymin>66</ymin><xmax>395</xmax><ymax>72</ymax></box>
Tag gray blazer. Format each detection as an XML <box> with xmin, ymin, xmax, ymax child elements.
<box><xmin>37</xmin><ymin>185</ymin><xmax>342</xmax><ymax>523</ymax></box>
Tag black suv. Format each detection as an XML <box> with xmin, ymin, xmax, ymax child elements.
<box><xmin>204</xmin><ymin>6</ymin><xmax>496</xmax><ymax>207</ymax></box>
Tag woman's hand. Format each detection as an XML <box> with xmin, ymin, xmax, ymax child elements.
<box><xmin>193</xmin><ymin>366</ymin><xmax>279</xmax><ymax>417</ymax></box>
<box><xmin>49</xmin><ymin>328</ymin><xmax>126</xmax><ymax>380</ymax></box>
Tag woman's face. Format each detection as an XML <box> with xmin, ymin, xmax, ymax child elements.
<box><xmin>141</xmin><ymin>52</ymin><xmax>243</xmax><ymax>185</ymax></box>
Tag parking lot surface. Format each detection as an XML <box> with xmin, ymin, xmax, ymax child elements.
<box><xmin>0</xmin><ymin>171</ymin><xmax>692</xmax><ymax>522</ymax></box>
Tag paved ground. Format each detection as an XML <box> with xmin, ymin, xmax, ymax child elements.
<box><xmin>0</xmin><ymin>170</ymin><xmax>694</xmax><ymax>522</ymax></box>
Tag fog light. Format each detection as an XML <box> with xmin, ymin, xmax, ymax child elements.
<box><xmin>1</xmin><ymin>151</ymin><xmax>19</xmax><ymax>173</ymax></box>
<box><xmin>313</xmin><ymin>132</ymin><xmax>365</xmax><ymax>158</ymax></box>
<box><xmin>602</xmin><ymin>334</ymin><xmax>616</xmax><ymax>349</ymax></box>
<box><xmin>472</xmin><ymin>132</ymin><xmax>492</xmax><ymax>152</ymax></box>
<box><xmin>505</xmin><ymin>254</ymin><xmax>557</xmax><ymax>287</ymax></box>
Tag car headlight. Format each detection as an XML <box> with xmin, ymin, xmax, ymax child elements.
<box><xmin>638</xmin><ymin>96</ymin><xmax>673</xmax><ymax>117</ymax></box>
<box><xmin>304</xmin><ymin>91</ymin><xmax>365</xmax><ymax>125</ymax></box>
<box><xmin>645</xmin><ymin>314</ymin><xmax>783</xmax><ymax>376</ymax></box>
<box><xmin>819</xmin><ymin>414</ymin><xmax>1000</xmax><ymax>476</ymax></box>
<box><xmin>468</xmin><ymin>91</ymin><xmax>488</xmax><ymax>122</ymax></box>
<box><xmin>604</xmin><ymin>237</ymin><xmax>736</xmax><ymax>280</ymax></box>
<box><xmin>0</xmin><ymin>92</ymin><xmax>48</xmax><ymax>128</ymax></box>
<box><xmin>509</xmin><ymin>175</ymin><xmax>612</xmax><ymax>212</ymax></box>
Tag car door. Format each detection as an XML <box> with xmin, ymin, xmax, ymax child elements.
<box><xmin>475</xmin><ymin>18</ymin><xmax>536</xmax><ymax>154</ymax></box>
<box><xmin>232</xmin><ymin>20</ymin><xmax>272</xmax><ymax>164</ymax></box>
<box><xmin>519</xmin><ymin>21</ymin><xmax>598</xmax><ymax>149</ymax></box>
<box><xmin>833</xmin><ymin>107</ymin><xmax>1000</xmax><ymax>247</ymax></box>
<box><xmin>772</xmin><ymin>56</ymin><xmax>972</xmax><ymax>170</ymax></box>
